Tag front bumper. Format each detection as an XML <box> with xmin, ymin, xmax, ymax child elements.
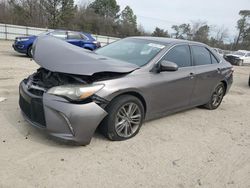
<box><xmin>19</xmin><ymin>81</ymin><xmax>108</xmax><ymax>145</ymax></box>
<box><xmin>226</xmin><ymin>73</ymin><xmax>233</xmax><ymax>94</ymax></box>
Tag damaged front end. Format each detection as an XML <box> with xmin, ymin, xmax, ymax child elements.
<box><xmin>27</xmin><ymin>68</ymin><xmax>90</xmax><ymax>90</ymax></box>
<box><xmin>24</xmin><ymin>67</ymin><xmax>127</xmax><ymax>105</ymax></box>
<box><xmin>19</xmin><ymin>68</ymin><xmax>131</xmax><ymax>145</ymax></box>
<box><xmin>19</xmin><ymin>36</ymin><xmax>139</xmax><ymax>145</ymax></box>
<box><xmin>224</xmin><ymin>55</ymin><xmax>242</xmax><ymax>66</ymax></box>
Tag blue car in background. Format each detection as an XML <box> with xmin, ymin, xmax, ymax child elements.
<box><xmin>12</xmin><ymin>30</ymin><xmax>101</xmax><ymax>57</ymax></box>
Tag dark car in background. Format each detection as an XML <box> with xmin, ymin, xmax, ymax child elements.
<box><xmin>224</xmin><ymin>50</ymin><xmax>250</xmax><ymax>66</ymax></box>
<box><xmin>19</xmin><ymin>36</ymin><xmax>233</xmax><ymax>145</ymax></box>
<box><xmin>12</xmin><ymin>30</ymin><xmax>101</xmax><ymax>57</ymax></box>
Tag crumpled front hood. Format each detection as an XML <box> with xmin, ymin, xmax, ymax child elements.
<box><xmin>32</xmin><ymin>36</ymin><xmax>139</xmax><ymax>76</ymax></box>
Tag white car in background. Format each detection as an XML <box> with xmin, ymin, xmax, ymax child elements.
<box><xmin>224</xmin><ymin>50</ymin><xmax>250</xmax><ymax>66</ymax></box>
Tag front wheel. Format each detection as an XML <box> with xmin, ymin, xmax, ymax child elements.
<box><xmin>100</xmin><ymin>95</ymin><xmax>144</xmax><ymax>141</ymax></box>
<box><xmin>204</xmin><ymin>83</ymin><xmax>225</xmax><ymax>110</ymax></box>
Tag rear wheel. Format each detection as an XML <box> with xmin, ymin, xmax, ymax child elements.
<box><xmin>101</xmin><ymin>95</ymin><xmax>144</xmax><ymax>141</ymax></box>
<box><xmin>26</xmin><ymin>45</ymin><xmax>33</xmax><ymax>58</ymax></box>
<box><xmin>204</xmin><ymin>83</ymin><xmax>225</xmax><ymax>110</ymax></box>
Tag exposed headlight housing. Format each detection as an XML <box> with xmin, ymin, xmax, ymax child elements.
<box><xmin>47</xmin><ymin>84</ymin><xmax>104</xmax><ymax>101</ymax></box>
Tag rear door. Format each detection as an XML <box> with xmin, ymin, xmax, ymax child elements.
<box><xmin>190</xmin><ymin>45</ymin><xmax>223</xmax><ymax>106</ymax></box>
<box><xmin>150</xmin><ymin>44</ymin><xmax>196</xmax><ymax>114</ymax></box>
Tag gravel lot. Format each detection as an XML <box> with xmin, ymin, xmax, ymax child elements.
<box><xmin>0</xmin><ymin>40</ymin><xmax>250</xmax><ymax>188</ymax></box>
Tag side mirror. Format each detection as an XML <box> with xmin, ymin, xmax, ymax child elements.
<box><xmin>160</xmin><ymin>60</ymin><xmax>178</xmax><ymax>72</ymax></box>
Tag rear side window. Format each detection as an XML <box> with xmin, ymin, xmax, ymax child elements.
<box><xmin>81</xmin><ymin>34</ymin><xmax>89</xmax><ymax>40</ymax></box>
<box><xmin>192</xmin><ymin>46</ymin><xmax>211</xmax><ymax>66</ymax></box>
<box><xmin>163</xmin><ymin>45</ymin><xmax>191</xmax><ymax>67</ymax></box>
<box><xmin>49</xmin><ymin>31</ymin><xmax>67</xmax><ymax>40</ymax></box>
<box><xmin>67</xmin><ymin>32</ymin><xmax>83</xmax><ymax>40</ymax></box>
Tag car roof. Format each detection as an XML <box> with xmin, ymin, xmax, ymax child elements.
<box><xmin>130</xmin><ymin>36</ymin><xmax>206</xmax><ymax>46</ymax></box>
<box><xmin>51</xmin><ymin>29</ymin><xmax>92</xmax><ymax>36</ymax></box>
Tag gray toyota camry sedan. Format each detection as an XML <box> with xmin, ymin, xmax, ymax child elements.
<box><xmin>19</xmin><ymin>36</ymin><xmax>233</xmax><ymax>145</ymax></box>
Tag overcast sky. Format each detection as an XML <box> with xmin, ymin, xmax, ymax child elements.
<box><xmin>80</xmin><ymin>0</ymin><xmax>250</xmax><ymax>42</ymax></box>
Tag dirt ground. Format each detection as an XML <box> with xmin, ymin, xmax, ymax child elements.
<box><xmin>0</xmin><ymin>40</ymin><xmax>250</xmax><ymax>188</ymax></box>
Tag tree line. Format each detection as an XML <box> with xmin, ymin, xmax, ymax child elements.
<box><xmin>0</xmin><ymin>0</ymin><xmax>249</xmax><ymax>50</ymax></box>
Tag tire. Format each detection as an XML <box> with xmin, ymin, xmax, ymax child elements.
<box><xmin>204</xmin><ymin>82</ymin><xmax>225</xmax><ymax>110</ymax></box>
<box><xmin>100</xmin><ymin>95</ymin><xmax>144</xmax><ymax>141</ymax></box>
<box><xmin>26</xmin><ymin>45</ymin><xmax>33</xmax><ymax>58</ymax></box>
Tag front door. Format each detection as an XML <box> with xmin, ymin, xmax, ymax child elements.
<box><xmin>149</xmin><ymin>45</ymin><xmax>196</xmax><ymax>115</ymax></box>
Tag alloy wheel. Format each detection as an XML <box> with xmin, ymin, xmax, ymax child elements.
<box><xmin>211</xmin><ymin>85</ymin><xmax>224</xmax><ymax>107</ymax></box>
<box><xmin>115</xmin><ymin>102</ymin><xmax>142</xmax><ymax>138</ymax></box>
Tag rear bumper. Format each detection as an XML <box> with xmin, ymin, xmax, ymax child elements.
<box><xmin>225</xmin><ymin>72</ymin><xmax>233</xmax><ymax>95</ymax></box>
<box><xmin>12</xmin><ymin>44</ymin><xmax>27</xmax><ymax>54</ymax></box>
<box><xmin>19</xmin><ymin>81</ymin><xmax>108</xmax><ymax>145</ymax></box>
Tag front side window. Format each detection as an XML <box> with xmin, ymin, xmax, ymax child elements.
<box><xmin>162</xmin><ymin>45</ymin><xmax>191</xmax><ymax>68</ymax></box>
<box><xmin>81</xmin><ymin>34</ymin><xmax>89</xmax><ymax>40</ymax></box>
<box><xmin>192</xmin><ymin>46</ymin><xmax>211</xmax><ymax>66</ymax></box>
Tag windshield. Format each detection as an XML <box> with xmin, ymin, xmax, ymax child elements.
<box><xmin>234</xmin><ymin>51</ymin><xmax>245</xmax><ymax>56</ymax></box>
<box><xmin>95</xmin><ymin>38</ymin><xmax>166</xmax><ymax>67</ymax></box>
